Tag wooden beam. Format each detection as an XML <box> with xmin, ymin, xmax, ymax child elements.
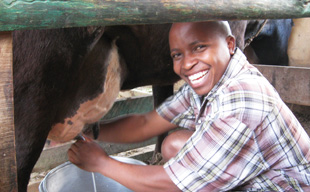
<box><xmin>0</xmin><ymin>32</ymin><xmax>17</xmax><ymax>192</ymax></box>
<box><xmin>254</xmin><ymin>64</ymin><xmax>310</xmax><ymax>106</ymax></box>
<box><xmin>1</xmin><ymin>0</ymin><xmax>310</xmax><ymax>31</ymax></box>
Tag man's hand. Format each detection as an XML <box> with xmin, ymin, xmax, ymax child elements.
<box><xmin>68</xmin><ymin>135</ymin><xmax>180</xmax><ymax>191</ymax></box>
<box><xmin>68</xmin><ymin>135</ymin><xmax>107</xmax><ymax>172</ymax></box>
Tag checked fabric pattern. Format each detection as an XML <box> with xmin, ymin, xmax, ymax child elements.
<box><xmin>157</xmin><ymin>48</ymin><xmax>310</xmax><ymax>192</ymax></box>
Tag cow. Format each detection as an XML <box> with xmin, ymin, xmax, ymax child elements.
<box><xmin>12</xmin><ymin>19</ymin><xmax>292</xmax><ymax>191</ymax></box>
<box><xmin>244</xmin><ymin>19</ymin><xmax>293</xmax><ymax>65</ymax></box>
<box><xmin>13</xmin><ymin>24</ymin><xmax>178</xmax><ymax>192</ymax></box>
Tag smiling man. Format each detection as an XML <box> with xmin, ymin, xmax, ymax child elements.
<box><xmin>170</xmin><ymin>21</ymin><xmax>234</xmax><ymax>96</ymax></box>
<box><xmin>68</xmin><ymin>21</ymin><xmax>310</xmax><ymax>191</ymax></box>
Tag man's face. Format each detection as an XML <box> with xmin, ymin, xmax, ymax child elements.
<box><xmin>169</xmin><ymin>22</ymin><xmax>235</xmax><ymax>96</ymax></box>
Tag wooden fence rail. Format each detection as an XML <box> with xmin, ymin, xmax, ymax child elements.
<box><xmin>1</xmin><ymin>0</ymin><xmax>310</xmax><ymax>31</ymax></box>
<box><xmin>255</xmin><ymin>65</ymin><xmax>310</xmax><ymax>106</ymax></box>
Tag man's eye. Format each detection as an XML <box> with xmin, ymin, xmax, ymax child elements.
<box><xmin>171</xmin><ymin>53</ymin><xmax>181</xmax><ymax>59</ymax></box>
<box><xmin>194</xmin><ymin>45</ymin><xmax>206</xmax><ymax>51</ymax></box>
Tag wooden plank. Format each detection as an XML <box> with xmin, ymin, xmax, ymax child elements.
<box><xmin>103</xmin><ymin>96</ymin><xmax>154</xmax><ymax>120</ymax></box>
<box><xmin>254</xmin><ymin>64</ymin><xmax>310</xmax><ymax>106</ymax></box>
<box><xmin>0</xmin><ymin>32</ymin><xmax>17</xmax><ymax>192</ymax></box>
<box><xmin>0</xmin><ymin>0</ymin><xmax>310</xmax><ymax>31</ymax></box>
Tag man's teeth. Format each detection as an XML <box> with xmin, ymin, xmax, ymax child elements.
<box><xmin>188</xmin><ymin>70</ymin><xmax>208</xmax><ymax>83</ymax></box>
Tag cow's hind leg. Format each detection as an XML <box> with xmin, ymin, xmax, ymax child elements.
<box><xmin>15</xmin><ymin>122</ymin><xmax>51</xmax><ymax>192</ymax></box>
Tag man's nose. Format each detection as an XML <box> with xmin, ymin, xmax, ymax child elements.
<box><xmin>182</xmin><ymin>54</ymin><xmax>198</xmax><ymax>70</ymax></box>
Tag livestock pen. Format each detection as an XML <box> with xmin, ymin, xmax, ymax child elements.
<box><xmin>1</xmin><ymin>0</ymin><xmax>310</xmax><ymax>191</ymax></box>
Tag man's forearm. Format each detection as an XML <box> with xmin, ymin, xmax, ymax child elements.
<box><xmin>95</xmin><ymin>110</ymin><xmax>177</xmax><ymax>144</ymax></box>
<box><xmin>97</xmin><ymin>114</ymin><xmax>151</xmax><ymax>143</ymax></box>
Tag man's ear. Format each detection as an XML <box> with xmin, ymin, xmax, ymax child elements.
<box><xmin>226</xmin><ymin>35</ymin><xmax>236</xmax><ymax>55</ymax></box>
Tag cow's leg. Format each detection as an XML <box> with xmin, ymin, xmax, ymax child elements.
<box><xmin>16</xmin><ymin>126</ymin><xmax>50</xmax><ymax>192</ymax></box>
<box><xmin>150</xmin><ymin>84</ymin><xmax>173</xmax><ymax>164</ymax></box>
<box><xmin>14</xmin><ymin>85</ymin><xmax>57</xmax><ymax>192</ymax></box>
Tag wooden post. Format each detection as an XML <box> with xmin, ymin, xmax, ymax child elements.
<box><xmin>0</xmin><ymin>32</ymin><xmax>17</xmax><ymax>192</ymax></box>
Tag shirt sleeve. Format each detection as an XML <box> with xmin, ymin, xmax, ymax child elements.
<box><xmin>164</xmin><ymin>115</ymin><xmax>268</xmax><ymax>192</ymax></box>
<box><xmin>156</xmin><ymin>84</ymin><xmax>196</xmax><ymax>130</ymax></box>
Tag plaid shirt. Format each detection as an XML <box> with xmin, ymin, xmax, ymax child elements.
<box><xmin>156</xmin><ymin>48</ymin><xmax>310</xmax><ymax>192</ymax></box>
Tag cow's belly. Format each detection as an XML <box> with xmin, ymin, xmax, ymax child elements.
<box><xmin>48</xmin><ymin>43</ymin><xmax>121</xmax><ymax>142</ymax></box>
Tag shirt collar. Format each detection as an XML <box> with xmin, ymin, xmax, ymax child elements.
<box><xmin>189</xmin><ymin>48</ymin><xmax>248</xmax><ymax>105</ymax></box>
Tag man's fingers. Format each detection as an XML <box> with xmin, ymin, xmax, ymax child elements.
<box><xmin>69</xmin><ymin>142</ymin><xmax>80</xmax><ymax>153</ymax></box>
<box><xmin>67</xmin><ymin>148</ymin><xmax>80</xmax><ymax>164</ymax></box>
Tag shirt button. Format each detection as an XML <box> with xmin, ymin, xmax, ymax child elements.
<box><xmin>198</xmin><ymin>120</ymin><xmax>202</xmax><ymax>124</ymax></box>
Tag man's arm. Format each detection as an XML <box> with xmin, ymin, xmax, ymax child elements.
<box><xmin>93</xmin><ymin>109</ymin><xmax>177</xmax><ymax>143</ymax></box>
